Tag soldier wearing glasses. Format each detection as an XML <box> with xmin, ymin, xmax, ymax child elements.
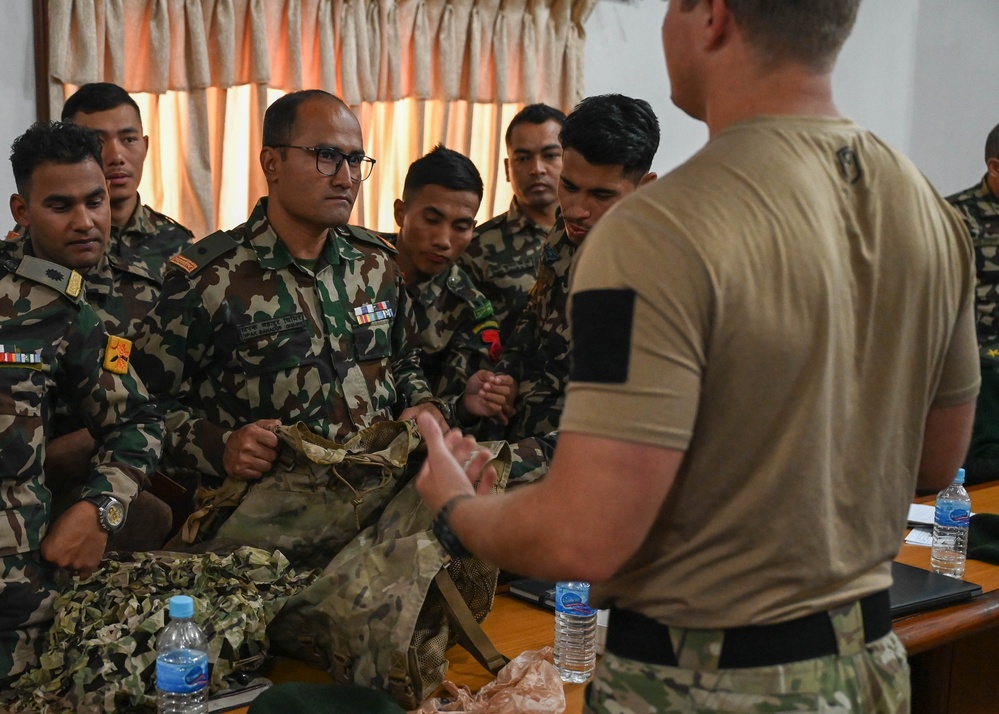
<box><xmin>133</xmin><ymin>90</ymin><xmax>446</xmax><ymax>496</ymax></box>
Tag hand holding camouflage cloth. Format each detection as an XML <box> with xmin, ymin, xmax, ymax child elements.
<box><xmin>0</xmin><ymin>255</ymin><xmax>163</xmax><ymax>686</ymax></box>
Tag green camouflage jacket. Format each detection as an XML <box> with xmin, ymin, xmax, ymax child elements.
<box><xmin>495</xmin><ymin>217</ymin><xmax>576</xmax><ymax>441</ymax></box>
<box><xmin>115</xmin><ymin>200</ymin><xmax>194</xmax><ymax>283</ymax></box>
<box><xmin>132</xmin><ymin>198</ymin><xmax>437</xmax><ymax>487</ymax></box>
<box><xmin>460</xmin><ymin>199</ymin><xmax>548</xmax><ymax>340</ymax></box>
<box><xmin>3</xmin><ymin>234</ymin><xmax>160</xmax><ymax>338</ymax></box>
<box><xmin>947</xmin><ymin>176</ymin><xmax>999</xmax><ymax>346</ymax></box>
<box><xmin>0</xmin><ymin>255</ymin><xmax>163</xmax><ymax>684</ymax></box>
<box><xmin>406</xmin><ymin>264</ymin><xmax>500</xmax><ymax>406</ymax></box>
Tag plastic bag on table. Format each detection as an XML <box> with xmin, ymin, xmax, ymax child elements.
<box><xmin>409</xmin><ymin>647</ymin><xmax>566</xmax><ymax>714</ymax></box>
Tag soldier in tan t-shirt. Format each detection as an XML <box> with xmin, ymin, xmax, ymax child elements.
<box><xmin>412</xmin><ymin>2</ymin><xmax>979</xmax><ymax>713</ymax></box>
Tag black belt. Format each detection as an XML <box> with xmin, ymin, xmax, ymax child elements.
<box><xmin>606</xmin><ymin>590</ymin><xmax>891</xmax><ymax>669</ymax></box>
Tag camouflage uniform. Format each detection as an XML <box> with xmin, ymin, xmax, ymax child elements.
<box><xmin>132</xmin><ymin>198</ymin><xmax>438</xmax><ymax>489</ymax></box>
<box><xmin>948</xmin><ymin>178</ymin><xmax>999</xmax><ymax>481</ymax></box>
<box><xmin>495</xmin><ymin>216</ymin><xmax>576</xmax><ymax>441</ymax></box>
<box><xmin>115</xmin><ymin>199</ymin><xmax>194</xmax><ymax>283</ymax></box>
<box><xmin>460</xmin><ymin>199</ymin><xmax>549</xmax><ymax>340</ymax></box>
<box><xmin>2</xmin><ymin>233</ymin><xmax>161</xmax><ymax>339</ymax></box>
<box><xmin>0</xmin><ymin>255</ymin><xmax>163</xmax><ymax>686</ymax></box>
<box><xmin>406</xmin><ymin>263</ymin><xmax>501</xmax><ymax>421</ymax></box>
<box><xmin>586</xmin><ymin>602</ymin><xmax>910</xmax><ymax>713</ymax></box>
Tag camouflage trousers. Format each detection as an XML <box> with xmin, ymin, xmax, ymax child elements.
<box><xmin>0</xmin><ymin>551</ymin><xmax>58</xmax><ymax>688</ymax></box>
<box><xmin>585</xmin><ymin>602</ymin><xmax>910</xmax><ymax>714</ymax></box>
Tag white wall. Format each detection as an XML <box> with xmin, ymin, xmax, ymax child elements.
<box><xmin>582</xmin><ymin>0</ymin><xmax>997</xmax><ymax>196</ymax></box>
<box><xmin>908</xmin><ymin>0</ymin><xmax>999</xmax><ymax>196</ymax></box>
<box><xmin>0</xmin><ymin>2</ymin><xmax>37</xmax><ymax>205</ymax></box>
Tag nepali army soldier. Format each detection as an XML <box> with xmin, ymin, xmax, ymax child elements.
<box><xmin>494</xmin><ymin>95</ymin><xmax>659</xmax><ymax>441</ymax></box>
<box><xmin>62</xmin><ymin>82</ymin><xmax>193</xmax><ymax>279</ymax></box>
<box><xmin>948</xmin><ymin>120</ymin><xmax>999</xmax><ymax>485</ymax></box>
<box><xmin>460</xmin><ymin>104</ymin><xmax>565</xmax><ymax>340</ymax></box>
<box><xmin>391</xmin><ymin>146</ymin><xmax>514</xmax><ymax>432</ymax></box>
<box><xmin>132</xmin><ymin>90</ymin><xmax>448</xmax><ymax>494</ymax></box>
<box><xmin>0</xmin><ymin>255</ymin><xmax>163</xmax><ymax>687</ymax></box>
<box><xmin>3</xmin><ymin>121</ymin><xmax>172</xmax><ymax>551</ymax></box>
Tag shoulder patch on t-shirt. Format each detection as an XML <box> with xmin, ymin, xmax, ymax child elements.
<box><xmin>570</xmin><ymin>288</ymin><xmax>635</xmax><ymax>384</ymax></box>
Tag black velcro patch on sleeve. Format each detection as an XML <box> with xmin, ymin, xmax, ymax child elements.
<box><xmin>570</xmin><ymin>288</ymin><xmax>635</xmax><ymax>384</ymax></box>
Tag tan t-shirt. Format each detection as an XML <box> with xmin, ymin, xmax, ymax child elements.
<box><xmin>561</xmin><ymin>116</ymin><xmax>980</xmax><ymax>628</ymax></box>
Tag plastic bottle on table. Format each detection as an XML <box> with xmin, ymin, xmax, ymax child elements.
<box><xmin>554</xmin><ymin>581</ymin><xmax>597</xmax><ymax>683</ymax></box>
<box><xmin>931</xmin><ymin>467</ymin><xmax>972</xmax><ymax>579</ymax></box>
<box><xmin>156</xmin><ymin>595</ymin><xmax>209</xmax><ymax>713</ymax></box>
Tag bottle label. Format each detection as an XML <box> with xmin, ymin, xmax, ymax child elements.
<box><xmin>934</xmin><ymin>501</ymin><xmax>971</xmax><ymax>528</ymax></box>
<box><xmin>555</xmin><ymin>584</ymin><xmax>595</xmax><ymax>617</ymax></box>
<box><xmin>156</xmin><ymin>650</ymin><xmax>209</xmax><ymax>693</ymax></box>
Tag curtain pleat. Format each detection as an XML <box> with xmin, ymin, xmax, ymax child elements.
<box><xmin>45</xmin><ymin>0</ymin><xmax>597</xmax><ymax>237</ymax></box>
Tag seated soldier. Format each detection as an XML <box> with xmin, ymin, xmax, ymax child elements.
<box><xmin>391</xmin><ymin>145</ymin><xmax>514</xmax><ymax>432</ymax></box>
<box><xmin>494</xmin><ymin>95</ymin><xmax>660</xmax><ymax>441</ymax></box>
<box><xmin>0</xmin><ymin>252</ymin><xmax>162</xmax><ymax>687</ymax></box>
<box><xmin>460</xmin><ymin>104</ymin><xmax>565</xmax><ymax>341</ymax></box>
<box><xmin>61</xmin><ymin>82</ymin><xmax>194</xmax><ymax>278</ymax></box>
<box><xmin>132</xmin><ymin>90</ymin><xmax>448</xmax><ymax>500</ymax></box>
<box><xmin>3</xmin><ymin>121</ymin><xmax>172</xmax><ymax>550</ymax></box>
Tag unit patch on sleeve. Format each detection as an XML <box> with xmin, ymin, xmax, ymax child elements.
<box><xmin>570</xmin><ymin>288</ymin><xmax>635</xmax><ymax>384</ymax></box>
<box><xmin>103</xmin><ymin>335</ymin><xmax>133</xmax><ymax>375</ymax></box>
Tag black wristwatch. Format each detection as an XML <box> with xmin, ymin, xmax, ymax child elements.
<box><xmin>83</xmin><ymin>495</ymin><xmax>126</xmax><ymax>534</ymax></box>
<box><xmin>432</xmin><ymin>494</ymin><xmax>474</xmax><ymax>559</ymax></box>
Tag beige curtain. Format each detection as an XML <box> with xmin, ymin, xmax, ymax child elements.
<box><xmin>46</xmin><ymin>0</ymin><xmax>597</xmax><ymax>237</ymax></box>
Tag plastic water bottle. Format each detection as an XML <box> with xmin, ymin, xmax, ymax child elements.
<box><xmin>553</xmin><ymin>581</ymin><xmax>597</xmax><ymax>683</ymax></box>
<box><xmin>156</xmin><ymin>595</ymin><xmax>209</xmax><ymax>713</ymax></box>
<box><xmin>931</xmin><ymin>468</ymin><xmax>972</xmax><ymax>578</ymax></box>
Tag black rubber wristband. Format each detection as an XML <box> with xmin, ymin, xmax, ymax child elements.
<box><xmin>433</xmin><ymin>494</ymin><xmax>474</xmax><ymax>559</ymax></box>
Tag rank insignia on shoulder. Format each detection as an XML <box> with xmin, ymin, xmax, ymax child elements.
<box><xmin>0</xmin><ymin>345</ymin><xmax>42</xmax><ymax>369</ymax></box>
<box><xmin>169</xmin><ymin>254</ymin><xmax>199</xmax><ymax>273</ymax></box>
<box><xmin>66</xmin><ymin>270</ymin><xmax>83</xmax><ymax>298</ymax></box>
<box><xmin>103</xmin><ymin>335</ymin><xmax>133</xmax><ymax>375</ymax></box>
<box><xmin>354</xmin><ymin>301</ymin><xmax>395</xmax><ymax>324</ymax></box>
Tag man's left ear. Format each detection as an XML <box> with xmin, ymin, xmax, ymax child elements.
<box><xmin>987</xmin><ymin>157</ymin><xmax>999</xmax><ymax>180</ymax></box>
<box><xmin>639</xmin><ymin>172</ymin><xmax>658</xmax><ymax>187</ymax></box>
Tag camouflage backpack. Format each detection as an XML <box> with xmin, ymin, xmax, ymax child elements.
<box><xmin>180</xmin><ymin>420</ymin><xmax>513</xmax><ymax>708</ymax></box>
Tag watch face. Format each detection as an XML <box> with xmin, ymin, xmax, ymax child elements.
<box><xmin>104</xmin><ymin>499</ymin><xmax>126</xmax><ymax>529</ymax></box>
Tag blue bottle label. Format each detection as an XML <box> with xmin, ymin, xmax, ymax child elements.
<box><xmin>156</xmin><ymin>649</ymin><xmax>209</xmax><ymax>693</ymax></box>
<box><xmin>935</xmin><ymin>501</ymin><xmax>971</xmax><ymax>528</ymax></box>
<box><xmin>555</xmin><ymin>584</ymin><xmax>595</xmax><ymax>616</ymax></box>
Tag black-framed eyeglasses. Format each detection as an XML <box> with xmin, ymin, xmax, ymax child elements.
<box><xmin>271</xmin><ymin>145</ymin><xmax>376</xmax><ymax>182</ymax></box>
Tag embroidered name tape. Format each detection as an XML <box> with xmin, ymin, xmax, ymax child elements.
<box><xmin>354</xmin><ymin>301</ymin><xmax>395</xmax><ymax>324</ymax></box>
<box><xmin>238</xmin><ymin>313</ymin><xmax>308</xmax><ymax>342</ymax></box>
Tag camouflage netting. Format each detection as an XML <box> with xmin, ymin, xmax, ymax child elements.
<box><xmin>1</xmin><ymin>547</ymin><xmax>318</xmax><ymax>714</ymax></box>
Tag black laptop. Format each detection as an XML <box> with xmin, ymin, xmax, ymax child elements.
<box><xmin>507</xmin><ymin>563</ymin><xmax>983</xmax><ymax>618</ymax></box>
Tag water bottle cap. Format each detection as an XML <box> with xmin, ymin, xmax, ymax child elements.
<box><xmin>168</xmin><ymin>595</ymin><xmax>195</xmax><ymax>619</ymax></box>
<box><xmin>954</xmin><ymin>468</ymin><xmax>966</xmax><ymax>485</ymax></box>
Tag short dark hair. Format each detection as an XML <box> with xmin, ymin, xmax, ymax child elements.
<box><xmin>10</xmin><ymin>121</ymin><xmax>103</xmax><ymax>195</ymax></box>
<box><xmin>986</xmin><ymin>122</ymin><xmax>999</xmax><ymax>163</ymax></box>
<box><xmin>680</xmin><ymin>0</ymin><xmax>860</xmax><ymax>71</ymax></box>
<box><xmin>262</xmin><ymin>90</ymin><xmax>343</xmax><ymax>148</ymax></box>
<box><xmin>505</xmin><ymin>104</ymin><xmax>567</xmax><ymax>148</ymax></box>
<box><xmin>559</xmin><ymin>94</ymin><xmax>660</xmax><ymax>182</ymax></box>
<box><xmin>403</xmin><ymin>145</ymin><xmax>483</xmax><ymax>201</ymax></box>
<box><xmin>61</xmin><ymin>82</ymin><xmax>142</xmax><ymax>124</ymax></box>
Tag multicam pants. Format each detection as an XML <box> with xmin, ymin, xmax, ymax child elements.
<box><xmin>584</xmin><ymin>601</ymin><xmax>910</xmax><ymax>714</ymax></box>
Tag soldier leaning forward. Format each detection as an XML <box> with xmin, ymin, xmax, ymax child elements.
<box><xmin>0</xmin><ymin>255</ymin><xmax>163</xmax><ymax>687</ymax></box>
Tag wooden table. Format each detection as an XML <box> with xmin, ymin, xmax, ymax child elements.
<box><xmin>893</xmin><ymin>482</ymin><xmax>999</xmax><ymax>714</ymax></box>
<box><xmin>236</xmin><ymin>482</ymin><xmax>999</xmax><ymax>714</ymax></box>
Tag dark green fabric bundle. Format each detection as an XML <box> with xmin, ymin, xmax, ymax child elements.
<box><xmin>969</xmin><ymin>512</ymin><xmax>999</xmax><ymax>564</ymax></box>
